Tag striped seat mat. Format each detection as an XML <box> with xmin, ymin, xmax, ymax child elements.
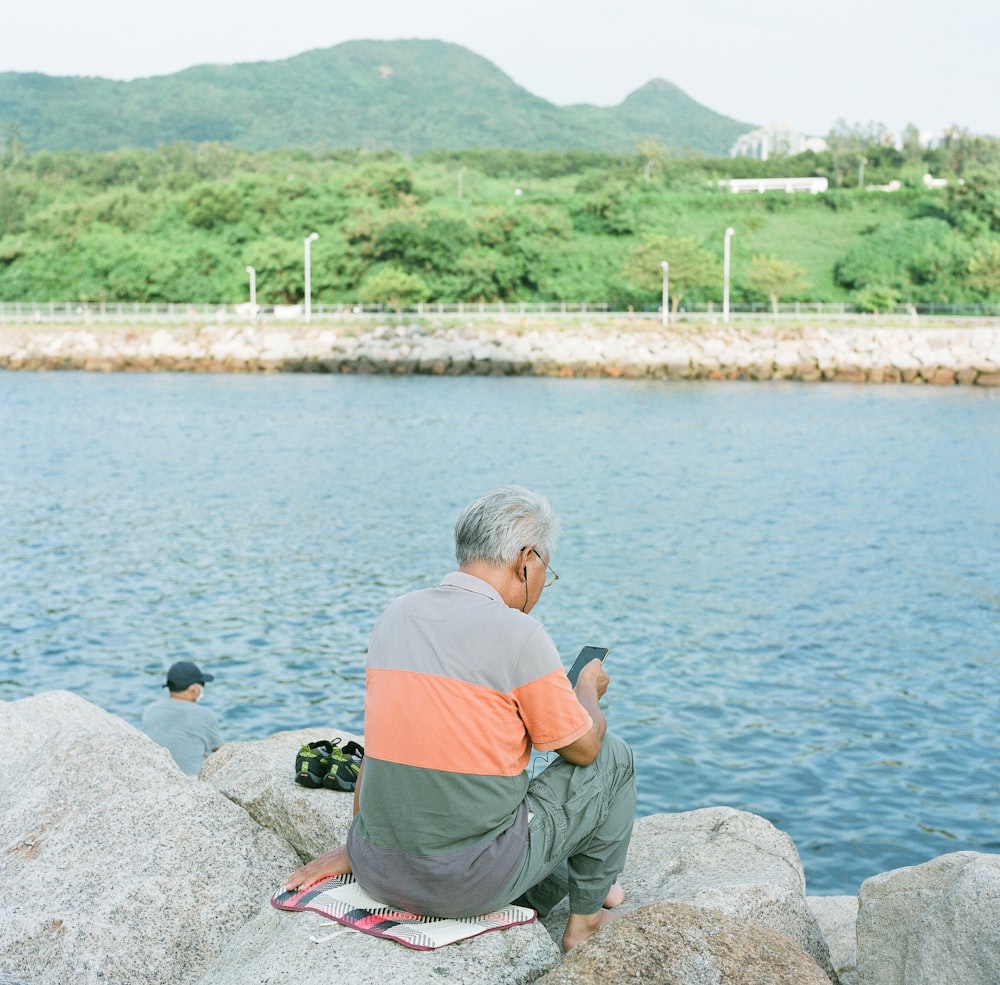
<box><xmin>271</xmin><ymin>874</ymin><xmax>536</xmax><ymax>950</ymax></box>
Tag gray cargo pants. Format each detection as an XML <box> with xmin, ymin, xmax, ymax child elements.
<box><xmin>501</xmin><ymin>730</ymin><xmax>636</xmax><ymax>917</ymax></box>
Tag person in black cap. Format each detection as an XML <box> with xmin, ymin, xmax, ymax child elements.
<box><xmin>141</xmin><ymin>661</ymin><xmax>223</xmax><ymax>775</ymax></box>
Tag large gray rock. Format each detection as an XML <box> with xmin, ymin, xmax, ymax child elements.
<box><xmin>195</xmin><ymin>896</ymin><xmax>560</xmax><ymax>985</ymax></box>
<box><xmin>0</xmin><ymin>688</ymin><xmax>126</xmax><ymax>778</ymax></box>
<box><xmin>534</xmin><ymin>902</ymin><xmax>832</xmax><ymax>985</ymax></box>
<box><xmin>540</xmin><ymin>808</ymin><xmax>837</xmax><ymax>981</ymax></box>
<box><xmin>809</xmin><ymin>896</ymin><xmax>859</xmax><ymax>984</ymax></box>
<box><xmin>0</xmin><ymin>691</ymin><xmax>301</xmax><ymax>985</ymax></box>
<box><xmin>854</xmin><ymin>851</ymin><xmax>1000</xmax><ymax>985</ymax></box>
<box><xmin>201</xmin><ymin>727</ymin><xmax>363</xmax><ymax>861</ymax></box>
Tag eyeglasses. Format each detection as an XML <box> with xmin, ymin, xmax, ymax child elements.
<box><xmin>532</xmin><ymin>548</ymin><xmax>559</xmax><ymax>588</ymax></box>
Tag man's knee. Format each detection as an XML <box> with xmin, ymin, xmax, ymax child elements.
<box><xmin>599</xmin><ymin>730</ymin><xmax>634</xmax><ymax>776</ymax></box>
<box><xmin>597</xmin><ymin>731</ymin><xmax>636</xmax><ymax>815</ymax></box>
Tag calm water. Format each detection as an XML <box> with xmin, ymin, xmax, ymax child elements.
<box><xmin>2</xmin><ymin>371</ymin><xmax>998</xmax><ymax>895</ymax></box>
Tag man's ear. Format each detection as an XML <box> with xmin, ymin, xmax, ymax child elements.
<box><xmin>517</xmin><ymin>546</ymin><xmax>532</xmax><ymax>582</ymax></box>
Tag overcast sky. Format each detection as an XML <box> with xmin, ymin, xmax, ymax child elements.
<box><xmin>2</xmin><ymin>0</ymin><xmax>995</xmax><ymax>140</ymax></box>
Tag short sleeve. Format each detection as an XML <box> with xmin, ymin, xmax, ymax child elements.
<box><xmin>512</xmin><ymin>669</ymin><xmax>592</xmax><ymax>751</ymax></box>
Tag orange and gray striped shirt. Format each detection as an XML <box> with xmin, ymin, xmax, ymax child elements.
<box><xmin>346</xmin><ymin>571</ymin><xmax>592</xmax><ymax>917</ymax></box>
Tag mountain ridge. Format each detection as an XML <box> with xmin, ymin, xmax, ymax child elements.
<box><xmin>0</xmin><ymin>39</ymin><xmax>756</xmax><ymax>155</ymax></box>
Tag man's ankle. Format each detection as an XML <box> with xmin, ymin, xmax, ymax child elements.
<box><xmin>563</xmin><ymin>908</ymin><xmax>614</xmax><ymax>951</ymax></box>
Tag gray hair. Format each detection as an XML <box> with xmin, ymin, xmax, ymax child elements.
<box><xmin>454</xmin><ymin>485</ymin><xmax>560</xmax><ymax>567</ymax></box>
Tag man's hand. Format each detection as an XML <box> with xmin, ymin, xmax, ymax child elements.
<box><xmin>282</xmin><ymin>845</ymin><xmax>352</xmax><ymax>893</ymax></box>
<box><xmin>575</xmin><ymin>658</ymin><xmax>609</xmax><ymax>699</ymax></box>
<box><xmin>557</xmin><ymin>659</ymin><xmax>609</xmax><ymax>765</ymax></box>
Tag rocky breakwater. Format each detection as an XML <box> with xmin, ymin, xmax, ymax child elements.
<box><xmin>1</xmin><ymin>320</ymin><xmax>999</xmax><ymax>384</ymax></box>
<box><xmin>3</xmin><ymin>690</ymin><xmax>999</xmax><ymax>985</ymax></box>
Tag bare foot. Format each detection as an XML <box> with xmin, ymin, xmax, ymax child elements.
<box><xmin>562</xmin><ymin>907</ymin><xmax>620</xmax><ymax>951</ymax></box>
<box><xmin>603</xmin><ymin>881</ymin><xmax>625</xmax><ymax>909</ymax></box>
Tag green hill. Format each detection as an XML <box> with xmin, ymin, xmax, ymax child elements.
<box><xmin>0</xmin><ymin>39</ymin><xmax>753</xmax><ymax>155</ymax></box>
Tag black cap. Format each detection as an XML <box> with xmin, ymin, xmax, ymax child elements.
<box><xmin>164</xmin><ymin>661</ymin><xmax>214</xmax><ymax>690</ymax></box>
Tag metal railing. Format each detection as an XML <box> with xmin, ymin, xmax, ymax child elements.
<box><xmin>1</xmin><ymin>300</ymin><xmax>998</xmax><ymax>324</ymax></box>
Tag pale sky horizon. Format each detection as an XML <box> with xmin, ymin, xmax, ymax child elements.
<box><xmin>2</xmin><ymin>1</ymin><xmax>996</xmax><ymax>142</ymax></box>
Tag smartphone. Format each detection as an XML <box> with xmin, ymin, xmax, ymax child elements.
<box><xmin>567</xmin><ymin>645</ymin><xmax>610</xmax><ymax>687</ymax></box>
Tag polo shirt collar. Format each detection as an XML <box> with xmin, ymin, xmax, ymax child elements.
<box><xmin>440</xmin><ymin>570</ymin><xmax>503</xmax><ymax>602</ymax></box>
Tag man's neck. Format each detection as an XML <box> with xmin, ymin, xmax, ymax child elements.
<box><xmin>459</xmin><ymin>561</ymin><xmax>525</xmax><ymax>611</ymax></box>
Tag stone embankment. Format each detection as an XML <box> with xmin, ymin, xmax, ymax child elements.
<box><xmin>1</xmin><ymin>320</ymin><xmax>999</xmax><ymax>384</ymax></box>
<box><xmin>4</xmin><ymin>690</ymin><xmax>1000</xmax><ymax>985</ymax></box>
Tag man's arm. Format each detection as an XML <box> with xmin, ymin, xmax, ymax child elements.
<box><xmin>554</xmin><ymin>660</ymin><xmax>608</xmax><ymax>765</ymax></box>
<box><xmin>282</xmin><ymin>760</ymin><xmax>364</xmax><ymax>891</ymax></box>
<box><xmin>207</xmin><ymin>713</ymin><xmax>223</xmax><ymax>755</ymax></box>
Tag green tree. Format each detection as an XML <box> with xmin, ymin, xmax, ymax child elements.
<box><xmin>621</xmin><ymin>234</ymin><xmax>720</xmax><ymax>311</ymax></box>
<box><xmin>244</xmin><ymin>234</ymin><xmax>308</xmax><ymax>304</ymax></box>
<box><xmin>854</xmin><ymin>285</ymin><xmax>900</xmax><ymax>314</ymax></box>
<box><xmin>573</xmin><ymin>184</ymin><xmax>638</xmax><ymax>235</ymax></box>
<box><xmin>357</xmin><ymin>266</ymin><xmax>431</xmax><ymax>311</ymax></box>
<box><xmin>1</xmin><ymin>123</ymin><xmax>27</xmax><ymax>166</ymax></box>
<box><xmin>745</xmin><ymin>255</ymin><xmax>809</xmax><ymax>313</ymax></box>
<box><xmin>182</xmin><ymin>183</ymin><xmax>242</xmax><ymax>230</ymax></box>
<box><xmin>968</xmin><ymin>242</ymin><xmax>1000</xmax><ymax>298</ymax></box>
<box><xmin>900</xmin><ymin>124</ymin><xmax>925</xmax><ymax>165</ymax></box>
<box><xmin>941</xmin><ymin>171</ymin><xmax>1000</xmax><ymax>235</ymax></box>
<box><xmin>930</xmin><ymin>128</ymin><xmax>1000</xmax><ymax>176</ymax></box>
<box><xmin>0</xmin><ymin>172</ymin><xmax>33</xmax><ymax>237</ymax></box>
<box><xmin>366</xmin><ymin>211</ymin><xmax>476</xmax><ymax>283</ymax></box>
<box><xmin>834</xmin><ymin>217</ymin><xmax>974</xmax><ymax>302</ymax></box>
<box><xmin>466</xmin><ymin>205</ymin><xmax>570</xmax><ymax>300</ymax></box>
<box><xmin>636</xmin><ymin>138</ymin><xmax>669</xmax><ymax>181</ymax></box>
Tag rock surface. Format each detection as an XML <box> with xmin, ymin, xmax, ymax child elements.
<box><xmin>854</xmin><ymin>851</ymin><xmax>1000</xmax><ymax>985</ymax></box>
<box><xmin>1</xmin><ymin>320</ymin><xmax>998</xmax><ymax>385</ymax></box>
<box><xmin>808</xmin><ymin>895</ymin><xmax>860</xmax><ymax>984</ymax></box>
<box><xmin>196</xmin><ymin>896</ymin><xmax>560</xmax><ymax>985</ymax></box>
<box><xmin>0</xmin><ymin>691</ymin><xmax>302</xmax><ymax>985</ymax></box>
<box><xmin>540</xmin><ymin>808</ymin><xmax>837</xmax><ymax>980</ymax></box>
<box><xmin>534</xmin><ymin>902</ymin><xmax>833</xmax><ymax>985</ymax></box>
<box><xmin>200</xmin><ymin>727</ymin><xmax>363</xmax><ymax>861</ymax></box>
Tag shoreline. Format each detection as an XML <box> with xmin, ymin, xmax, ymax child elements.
<box><xmin>1</xmin><ymin>318</ymin><xmax>999</xmax><ymax>385</ymax></box>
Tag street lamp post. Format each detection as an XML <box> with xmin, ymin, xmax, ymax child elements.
<box><xmin>245</xmin><ymin>265</ymin><xmax>256</xmax><ymax>322</ymax></box>
<box><xmin>660</xmin><ymin>261</ymin><xmax>669</xmax><ymax>327</ymax></box>
<box><xmin>723</xmin><ymin>227</ymin><xmax>735</xmax><ymax>323</ymax></box>
<box><xmin>303</xmin><ymin>232</ymin><xmax>319</xmax><ymax>323</ymax></box>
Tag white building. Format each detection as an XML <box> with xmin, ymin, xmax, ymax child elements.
<box><xmin>718</xmin><ymin>176</ymin><xmax>829</xmax><ymax>194</ymax></box>
<box><xmin>730</xmin><ymin>123</ymin><xmax>828</xmax><ymax>160</ymax></box>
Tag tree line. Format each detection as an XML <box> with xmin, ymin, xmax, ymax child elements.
<box><xmin>1</xmin><ymin>124</ymin><xmax>999</xmax><ymax>312</ymax></box>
